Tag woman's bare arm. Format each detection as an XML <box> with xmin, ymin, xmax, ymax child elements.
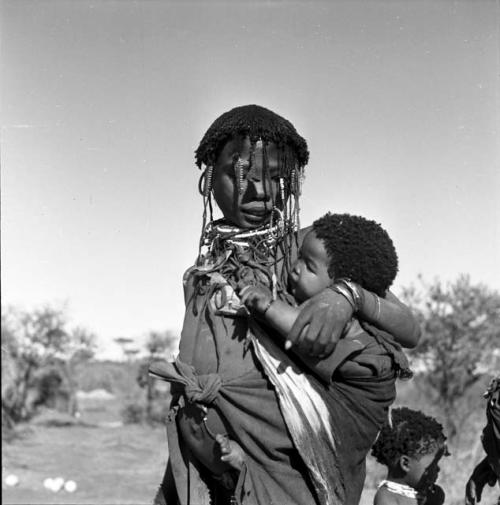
<box><xmin>288</xmin><ymin>286</ymin><xmax>420</xmax><ymax>358</ymax></box>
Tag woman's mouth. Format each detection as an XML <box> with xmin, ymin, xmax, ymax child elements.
<box><xmin>240</xmin><ymin>207</ymin><xmax>270</xmax><ymax>223</ymax></box>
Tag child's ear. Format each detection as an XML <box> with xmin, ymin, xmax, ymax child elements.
<box><xmin>398</xmin><ymin>455</ymin><xmax>411</xmax><ymax>473</ymax></box>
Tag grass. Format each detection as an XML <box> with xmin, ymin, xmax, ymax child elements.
<box><xmin>3</xmin><ymin>371</ymin><xmax>499</xmax><ymax>504</ymax></box>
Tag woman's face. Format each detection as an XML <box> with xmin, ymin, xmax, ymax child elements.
<box><xmin>212</xmin><ymin>136</ymin><xmax>281</xmax><ymax>229</ymax></box>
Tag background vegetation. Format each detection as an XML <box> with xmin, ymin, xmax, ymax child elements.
<box><xmin>2</xmin><ymin>275</ymin><xmax>499</xmax><ymax>504</ymax></box>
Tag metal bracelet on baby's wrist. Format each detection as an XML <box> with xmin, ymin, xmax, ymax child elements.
<box><xmin>330</xmin><ymin>278</ymin><xmax>363</xmax><ymax>313</ymax></box>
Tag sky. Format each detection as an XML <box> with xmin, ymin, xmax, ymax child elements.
<box><xmin>1</xmin><ymin>0</ymin><xmax>499</xmax><ymax>359</ymax></box>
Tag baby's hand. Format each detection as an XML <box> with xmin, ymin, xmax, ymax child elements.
<box><xmin>238</xmin><ymin>284</ymin><xmax>273</xmax><ymax>314</ymax></box>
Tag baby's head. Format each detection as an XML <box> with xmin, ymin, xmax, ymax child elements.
<box><xmin>289</xmin><ymin>212</ymin><xmax>398</xmax><ymax>302</ymax></box>
<box><xmin>371</xmin><ymin>407</ymin><xmax>448</xmax><ymax>492</ymax></box>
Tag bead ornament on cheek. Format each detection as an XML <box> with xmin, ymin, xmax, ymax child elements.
<box><xmin>234</xmin><ymin>155</ymin><xmax>248</xmax><ymax>196</ymax></box>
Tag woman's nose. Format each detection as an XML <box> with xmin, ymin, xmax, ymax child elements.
<box><xmin>248</xmin><ymin>178</ymin><xmax>268</xmax><ymax>199</ymax></box>
<box><xmin>246</xmin><ymin>165</ymin><xmax>273</xmax><ymax>200</ymax></box>
<box><xmin>247</xmin><ymin>161</ymin><xmax>264</xmax><ymax>182</ymax></box>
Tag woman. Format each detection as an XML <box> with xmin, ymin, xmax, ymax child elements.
<box><xmin>152</xmin><ymin>104</ymin><xmax>420</xmax><ymax>505</ymax></box>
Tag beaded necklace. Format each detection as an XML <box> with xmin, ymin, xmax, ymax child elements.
<box><xmin>378</xmin><ymin>479</ymin><xmax>418</xmax><ymax>499</ymax></box>
<box><xmin>191</xmin><ymin>214</ymin><xmax>298</xmax><ymax>318</ymax></box>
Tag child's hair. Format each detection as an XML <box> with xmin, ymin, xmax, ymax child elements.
<box><xmin>195</xmin><ymin>104</ymin><xmax>309</xmax><ymax>169</ymax></box>
<box><xmin>312</xmin><ymin>212</ymin><xmax>398</xmax><ymax>296</ymax></box>
<box><xmin>371</xmin><ymin>407</ymin><xmax>447</xmax><ymax>468</ymax></box>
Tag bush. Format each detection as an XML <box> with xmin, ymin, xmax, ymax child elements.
<box><xmin>121</xmin><ymin>402</ymin><xmax>145</xmax><ymax>424</ymax></box>
<box><xmin>74</xmin><ymin>360</ymin><xmax>141</xmax><ymax>396</ymax></box>
<box><xmin>148</xmin><ymin>400</ymin><xmax>170</xmax><ymax>425</ymax></box>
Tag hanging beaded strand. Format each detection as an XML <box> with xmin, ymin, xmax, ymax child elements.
<box><xmin>197</xmin><ymin>164</ymin><xmax>214</xmax><ymax>262</ymax></box>
<box><xmin>280</xmin><ymin>146</ymin><xmax>294</xmax><ymax>285</ymax></box>
<box><xmin>292</xmin><ymin>165</ymin><xmax>302</xmax><ymax>234</ymax></box>
<box><xmin>233</xmin><ymin>154</ymin><xmax>245</xmax><ymax>196</ymax></box>
<box><xmin>262</xmin><ymin>140</ymin><xmax>275</xmax><ymax>232</ymax></box>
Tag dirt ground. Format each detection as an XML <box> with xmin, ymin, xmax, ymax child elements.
<box><xmin>2</xmin><ymin>393</ymin><xmax>167</xmax><ymax>505</ymax></box>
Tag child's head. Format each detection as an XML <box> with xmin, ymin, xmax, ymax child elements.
<box><xmin>289</xmin><ymin>213</ymin><xmax>398</xmax><ymax>302</ymax></box>
<box><xmin>371</xmin><ymin>407</ymin><xmax>448</xmax><ymax>492</ymax></box>
<box><xmin>195</xmin><ymin>105</ymin><xmax>308</xmax><ymax>229</ymax></box>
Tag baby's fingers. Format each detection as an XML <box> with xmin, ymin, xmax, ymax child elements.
<box><xmin>215</xmin><ymin>434</ymin><xmax>230</xmax><ymax>454</ymax></box>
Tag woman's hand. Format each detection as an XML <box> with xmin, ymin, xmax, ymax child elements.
<box><xmin>287</xmin><ymin>288</ymin><xmax>353</xmax><ymax>358</ymax></box>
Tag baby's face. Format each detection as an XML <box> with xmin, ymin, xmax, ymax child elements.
<box><xmin>289</xmin><ymin>230</ymin><xmax>332</xmax><ymax>303</ymax></box>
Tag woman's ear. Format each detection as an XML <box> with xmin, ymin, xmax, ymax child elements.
<box><xmin>399</xmin><ymin>455</ymin><xmax>411</xmax><ymax>473</ymax></box>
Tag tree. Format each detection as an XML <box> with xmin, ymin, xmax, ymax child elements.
<box><xmin>114</xmin><ymin>337</ymin><xmax>136</xmax><ymax>361</ymax></box>
<box><xmin>144</xmin><ymin>330</ymin><xmax>179</xmax><ymax>359</ymax></box>
<box><xmin>1</xmin><ymin>305</ymin><xmax>96</xmax><ymax>426</ymax></box>
<box><xmin>136</xmin><ymin>330</ymin><xmax>179</xmax><ymax>424</ymax></box>
<box><xmin>402</xmin><ymin>275</ymin><xmax>500</xmax><ymax>439</ymax></box>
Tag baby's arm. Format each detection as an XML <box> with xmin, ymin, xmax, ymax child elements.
<box><xmin>240</xmin><ymin>284</ymin><xmax>363</xmax><ymax>382</ymax></box>
<box><xmin>239</xmin><ymin>285</ymin><xmax>298</xmax><ymax>339</ymax></box>
<box><xmin>358</xmin><ymin>288</ymin><xmax>421</xmax><ymax>349</ymax></box>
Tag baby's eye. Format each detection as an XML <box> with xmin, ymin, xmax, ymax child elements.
<box><xmin>305</xmin><ymin>261</ymin><xmax>315</xmax><ymax>272</ymax></box>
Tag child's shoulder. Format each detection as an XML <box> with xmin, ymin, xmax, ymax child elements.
<box><xmin>373</xmin><ymin>484</ymin><xmax>416</xmax><ymax>505</ymax></box>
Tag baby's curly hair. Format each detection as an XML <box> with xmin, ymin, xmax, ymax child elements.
<box><xmin>371</xmin><ymin>407</ymin><xmax>446</xmax><ymax>468</ymax></box>
<box><xmin>312</xmin><ymin>213</ymin><xmax>398</xmax><ymax>296</ymax></box>
<box><xmin>195</xmin><ymin>104</ymin><xmax>309</xmax><ymax>168</ymax></box>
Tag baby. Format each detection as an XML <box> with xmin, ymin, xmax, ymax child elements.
<box><xmin>218</xmin><ymin>212</ymin><xmax>410</xmax><ymax>468</ymax></box>
<box><xmin>371</xmin><ymin>407</ymin><xmax>448</xmax><ymax>505</ymax></box>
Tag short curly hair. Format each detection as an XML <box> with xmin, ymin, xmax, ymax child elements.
<box><xmin>312</xmin><ymin>213</ymin><xmax>398</xmax><ymax>296</ymax></box>
<box><xmin>195</xmin><ymin>104</ymin><xmax>309</xmax><ymax>168</ymax></box>
<box><xmin>371</xmin><ymin>407</ymin><xmax>446</xmax><ymax>468</ymax></box>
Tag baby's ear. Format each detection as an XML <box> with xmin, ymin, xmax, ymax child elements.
<box><xmin>398</xmin><ymin>455</ymin><xmax>410</xmax><ymax>473</ymax></box>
